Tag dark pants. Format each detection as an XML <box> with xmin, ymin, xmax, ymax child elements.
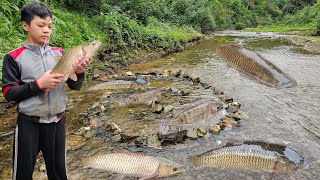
<box><xmin>12</xmin><ymin>113</ymin><xmax>67</xmax><ymax>180</ymax></box>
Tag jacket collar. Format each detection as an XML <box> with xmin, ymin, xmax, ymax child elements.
<box><xmin>23</xmin><ymin>42</ymin><xmax>51</xmax><ymax>55</ymax></box>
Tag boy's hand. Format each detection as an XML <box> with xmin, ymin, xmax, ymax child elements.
<box><xmin>37</xmin><ymin>70</ymin><xmax>64</xmax><ymax>90</ymax></box>
<box><xmin>73</xmin><ymin>55</ymin><xmax>92</xmax><ymax>74</ymax></box>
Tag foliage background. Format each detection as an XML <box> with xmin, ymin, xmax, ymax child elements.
<box><xmin>0</xmin><ymin>0</ymin><xmax>319</xmax><ymax>82</ymax></box>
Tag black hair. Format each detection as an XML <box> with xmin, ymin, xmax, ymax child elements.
<box><xmin>21</xmin><ymin>2</ymin><xmax>52</xmax><ymax>25</ymax></box>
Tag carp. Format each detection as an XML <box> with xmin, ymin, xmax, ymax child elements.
<box><xmin>215</xmin><ymin>44</ymin><xmax>295</xmax><ymax>87</ymax></box>
<box><xmin>82</xmin><ymin>152</ymin><xmax>183</xmax><ymax>179</ymax></box>
<box><xmin>120</xmin><ymin>90</ymin><xmax>162</xmax><ymax>107</ymax></box>
<box><xmin>51</xmin><ymin>40</ymin><xmax>102</xmax><ymax>81</ymax></box>
<box><xmin>191</xmin><ymin>141</ymin><xmax>304</xmax><ymax>172</ymax></box>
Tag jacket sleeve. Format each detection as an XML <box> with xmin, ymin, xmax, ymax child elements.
<box><xmin>66</xmin><ymin>72</ymin><xmax>85</xmax><ymax>90</ymax></box>
<box><xmin>1</xmin><ymin>54</ymin><xmax>42</xmax><ymax>102</ymax></box>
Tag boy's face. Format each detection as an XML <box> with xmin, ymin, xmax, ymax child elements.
<box><xmin>22</xmin><ymin>15</ymin><xmax>52</xmax><ymax>46</ymax></box>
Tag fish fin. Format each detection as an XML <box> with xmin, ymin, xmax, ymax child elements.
<box><xmin>114</xmin><ymin>174</ymin><xmax>126</xmax><ymax>180</ymax></box>
<box><xmin>53</xmin><ymin>56</ymin><xmax>62</xmax><ymax>62</ymax></box>
<box><xmin>114</xmin><ymin>149</ymin><xmax>130</xmax><ymax>153</ymax></box>
<box><xmin>69</xmin><ymin>72</ymin><xmax>78</xmax><ymax>81</ymax></box>
<box><xmin>138</xmin><ymin>174</ymin><xmax>159</xmax><ymax>180</ymax></box>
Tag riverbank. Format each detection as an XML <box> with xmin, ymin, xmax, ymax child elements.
<box><xmin>246</xmin><ymin>27</ymin><xmax>320</xmax><ymax>54</ymax></box>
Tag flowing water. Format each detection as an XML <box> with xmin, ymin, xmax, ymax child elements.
<box><xmin>1</xmin><ymin>31</ymin><xmax>320</xmax><ymax>179</ymax></box>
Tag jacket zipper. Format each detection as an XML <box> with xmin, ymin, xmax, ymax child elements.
<box><xmin>40</xmin><ymin>47</ymin><xmax>51</xmax><ymax>120</ymax></box>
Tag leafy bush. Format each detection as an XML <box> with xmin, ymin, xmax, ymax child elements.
<box><xmin>316</xmin><ymin>18</ymin><xmax>320</xmax><ymax>36</ymax></box>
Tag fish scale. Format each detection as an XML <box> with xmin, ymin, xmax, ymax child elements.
<box><xmin>85</xmin><ymin>153</ymin><xmax>160</xmax><ymax>176</ymax></box>
<box><xmin>191</xmin><ymin>144</ymin><xmax>288</xmax><ymax>171</ymax></box>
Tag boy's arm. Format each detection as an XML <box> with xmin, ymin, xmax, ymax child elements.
<box><xmin>66</xmin><ymin>73</ymin><xmax>85</xmax><ymax>90</ymax></box>
<box><xmin>2</xmin><ymin>54</ymin><xmax>42</xmax><ymax>102</ymax></box>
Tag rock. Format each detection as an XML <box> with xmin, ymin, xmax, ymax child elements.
<box><xmin>221</xmin><ymin>117</ymin><xmax>239</xmax><ymax>128</ymax></box>
<box><xmin>212</xmin><ymin>88</ymin><xmax>223</xmax><ymax>95</ymax></box>
<box><xmin>74</xmin><ymin>126</ymin><xmax>91</xmax><ymax>136</ymax></box>
<box><xmin>163</xmin><ymin>70</ymin><xmax>170</xmax><ymax>77</ymax></box>
<box><xmin>105</xmin><ymin>123</ymin><xmax>122</xmax><ymax>135</ymax></box>
<box><xmin>155</xmin><ymin>104</ymin><xmax>163</xmax><ymax>113</ymax></box>
<box><xmin>224</xmin><ymin>96</ymin><xmax>234</xmax><ymax>103</ymax></box>
<box><xmin>226</xmin><ymin>102</ymin><xmax>241</xmax><ymax>113</ymax></box>
<box><xmin>200</xmin><ymin>82</ymin><xmax>211</xmax><ymax>89</ymax></box>
<box><xmin>169</xmin><ymin>69</ymin><xmax>182</xmax><ymax>77</ymax></box>
<box><xmin>163</xmin><ymin>105</ymin><xmax>174</xmax><ymax>113</ymax></box>
<box><xmin>66</xmin><ymin>135</ymin><xmax>86</xmax><ymax>151</ymax></box>
<box><xmin>90</xmin><ymin>118</ymin><xmax>103</xmax><ymax>128</ymax></box>
<box><xmin>209</xmin><ymin>125</ymin><xmax>221</xmax><ymax>134</ymax></box>
<box><xmin>147</xmin><ymin>135</ymin><xmax>162</xmax><ymax>149</ymax></box>
<box><xmin>186</xmin><ymin>129</ymin><xmax>198</xmax><ymax>139</ymax></box>
<box><xmin>121</xmin><ymin>131</ymin><xmax>140</xmax><ymax>142</ymax></box>
<box><xmin>84</xmin><ymin>131</ymin><xmax>96</xmax><ymax>139</ymax></box>
<box><xmin>197</xmin><ymin>128</ymin><xmax>207</xmax><ymax>137</ymax></box>
<box><xmin>125</xmin><ymin>71</ymin><xmax>134</xmax><ymax>76</ymax></box>
<box><xmin>112</xmin><ymin>134</ymin><xmax>122</xmax><ymax>143</ymax></box>
<box><xmin>226</xmin><ymin>112</ymin><xmax>241</xmax><ymax>121</ymax></box>
<box><xmin>157</xmin><ymin>130</ymin><xmax>187</xmax><ymax>144</ymax></box>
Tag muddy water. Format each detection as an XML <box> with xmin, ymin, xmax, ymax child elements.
<box><xmin>1</xmin><ymin>31</ymin><xmax>320</xmax><ymax>180</ymax></box>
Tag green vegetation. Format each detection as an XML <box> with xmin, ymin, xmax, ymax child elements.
<box><xmin>1</xmin><ymin>0</ymin><xmax>320</xmax><ymax>83</ymax></box>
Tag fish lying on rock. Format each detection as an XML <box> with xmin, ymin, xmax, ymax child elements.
<box><xmin>88</xmin><ymin>80</ymin><xmax>140</xmax><ymax>91</ymax></box>
<box><xmin>82</xmin><ymin>152</ymin><xmax>183</xmax><ymax>179</ymax></box>
<box><xmin>51</xmin><ymin>40</ymin><xmax>102</xmax><ymax>81</ymax></box>
<box><xmin>119</xmin><ymin>90</ymin><xmax>162</xmax><ymax>107</ymax></box>
<box><xmin>191</xmin><ymin>141</ymin><xmax>304</xmax><ymax>173</ymax></box>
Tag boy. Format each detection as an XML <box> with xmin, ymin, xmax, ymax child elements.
<box><xmin>1</xmin><ymin>2</ymin><xmax>91</xmax><ymax>180</ymax></box>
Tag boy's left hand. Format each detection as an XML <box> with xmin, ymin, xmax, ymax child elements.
<box><xmin>73</xmin><ymin>55</ymin><xmax>92</xmax><ymax>74</ymax></box>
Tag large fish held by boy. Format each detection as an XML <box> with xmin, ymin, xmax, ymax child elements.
<box><xmin>82</xmin><ymin>152</ymin><xmax>183</xmax><ymax>179</ymax></box>
<box><xmin>51</xmin><ymin>40</ymin><xmax>102</xmax><ymax>81</ymax></box>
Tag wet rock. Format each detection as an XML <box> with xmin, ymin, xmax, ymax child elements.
<box><xmin>209</xmin><ymin>124</ymin><xmax>221</xmax><ymax>134</ymax></box>
<box><xmin>121</xmin><ymin>131</ymin><xmax>140</xmax><ymax>142</ymax></box>
<box><xmin>226</xmin><ymin>102</ymin><xmax>241</xmax><ymax>113</ymax></box>
<box><xmin>157</xmin><ymin>130</ymin><xmax>187</xmax><ymax>144</ymax></box>
<box><xmin>89</xmin><ymin>103</ymin><xmax>105</xmax><ymax>116</ymax></box>
<box><xmin>84</xmin><ymin>131</ymin><xmax>96</xmax><ymax>139</ymax></box>
<box><xmin>105</xmin><ymin>123</ymin><xmax>122</xmax><ymax>135</ymax></box>
<box><xmin>163</xmin><ymin>70</ymin><xmax>170</xmax><ymax>77</ymax></box>
<box><xmin>89</xmin><ymin>118</ymin><xmax>103</xmax><ymax>128</ymax></box>
<box><xmin>147</xmin><ymin>135</ymin><xmax>162</xmax><ymax>149</ymax></box>
<box><xmin>155</xmin><ymin>104</ymin><xmax>163</xmax><ymax>113</ymax></box>
<box><xmin>112</xmin><ymin>134</ymin><xmax>122</xmax><ymax>143</ymax></box>
<box><xmin>169</xmin><ymin>69</ymin><xmax>182</xmax><ymax>77</ymax></box>
<box><xmin>186</xmin><ymin>129</ymin><xmax>198</xmax><ymax>139</ymax></box>
<box><xmin>221</xmin><ymin>117</ymin><xmax>239</xmax><ymax>128</ymax></box>
<box><xmin>125</xmin><ymin>71</ymin><xmax>134</xmax><ymax>76</ymax></box>
<box><xmin>163</xmin><ymin>105</ymin><xmax>174</xmax><ymax>113</ymax></box>
<box><xmin>66</xmin><ymin>135</ymin><xmax>86</xmax><ymax>151</ymax></box>
<box><xmin>197</xmin><ymin>128</ymin><xmax>207</xmax><ymax>137</ymax></box>
<box><xmin>200</xmin><ymin>82</ymin><xmax>211</xmax><ymax>89</ymax></box>
<box><xmin>226</xmin><ymin>112</ymin><xmax>242</xmax><ymax>121</ymax></box>
<box><xmin>224</xmin><ymin>96</ymin><xmax>234</xmax><ymax>103</ymax></box>
<box><xmin>74</xmin><ymin>126</ymin><xmax>90</xmax><ymax>136</ymax></box>
<box><xmin>191</xmin><ymin>76</ymin><xmax>200</xmax><ymax>83</ymax></box>
<box><xmin>211</xmin><ymin>87</ymin><xmax>223</xmax><ymax>95</ymax></box>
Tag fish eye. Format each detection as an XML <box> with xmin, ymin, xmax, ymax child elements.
<box><xmin>173</xmin><ymin>167</ymin><xmax>178</xmax><ymax>171</ymax></box>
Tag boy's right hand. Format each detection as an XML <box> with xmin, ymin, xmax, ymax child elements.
<box><xmin>37</xmin><ymin>70</ymin><xmax>64</xmax><ymax>90</ymax></box>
